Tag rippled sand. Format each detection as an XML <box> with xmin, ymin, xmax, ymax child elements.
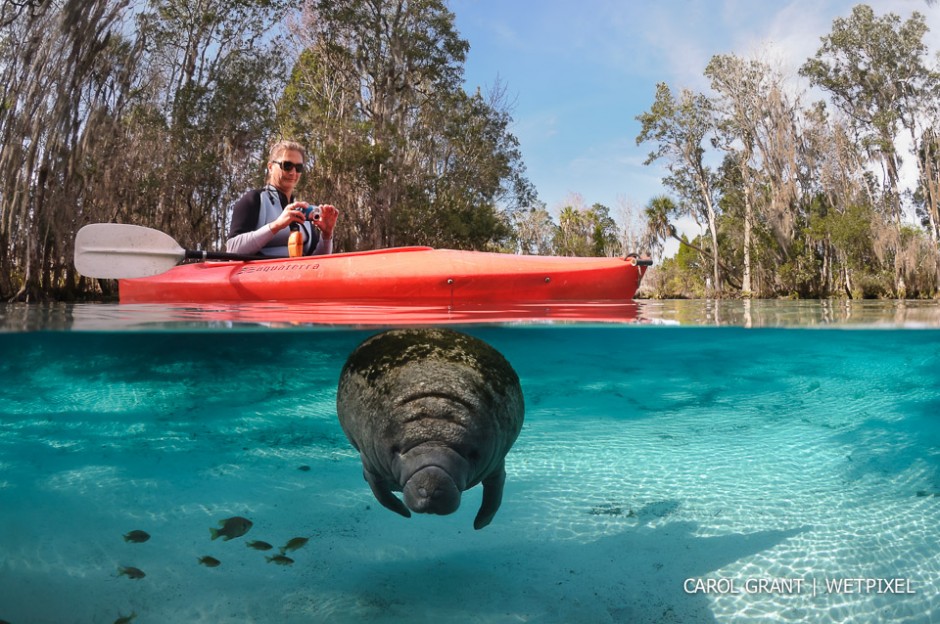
<box><xmin>0</xmin><ymin>322</ymin><xmax>938</xmax><ymax>623</ymax></box>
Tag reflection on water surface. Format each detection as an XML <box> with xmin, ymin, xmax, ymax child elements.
<box><xmin>1</xmin><ymin>298</ymin><xmax>939</xmax><ymax>332</ymax></box>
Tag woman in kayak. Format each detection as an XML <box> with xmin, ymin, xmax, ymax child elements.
<box><xmin>226</xmin><ymin>140</ymin><xmax>339</xmax><ymax>257</ymax></box>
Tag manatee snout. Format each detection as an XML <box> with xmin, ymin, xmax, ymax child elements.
<box><xmin>397</xmin><ymin>446</ymin><xmax>468</xmax><ymax>515</ymax></box>
<box><xmin>403</xmin><ymin>466</ymin><xmax>462</xmax><ymax>515</ymax></box>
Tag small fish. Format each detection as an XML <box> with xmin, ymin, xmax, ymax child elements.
<box><xmin>246</xmin><ymin>540</ymin><xmax>273</xmax><ymax>551</ymax></box>
<box><xmin>266</xmin><ymin>554</ymin><xmax>294</xmax><ymax>566</ymax></box>
<box><xmin>210</xmin><ymin>516</ymin><xmax>253</xmax><ymax>541</ymax></box>
<box><xmin>114</xmin><ymin>613</ymin><xmax>137</xmax><ymax>624</ymax></box>
<box><xmin>198</xmin><ymin>556</ymin><xmax>221</xmax><ymax>568</ymax></box>
<box><xmin>123</xmin><ymin>530</ymin><xmax>150</xmax><ymax>543</ymax></box>
<box><xmin>117</xmin><ymin>566</ymin><xmax>146</xmax><ymax>580</ymax></box>
<box><xmin>280</xmin><ymin>537</ymin><xmax>309</xmax><ymax>554</ymax></box>
<box><xmin>297</xmin><ymin>465</ymin><xmax>311</xmax><ymax>472</ymax></box>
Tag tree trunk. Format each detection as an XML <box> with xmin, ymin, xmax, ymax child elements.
<box><xmin>693</xmin><ymin>164</ymin><xmax>722</xmax><ymax>293</ymax></box>
<box><xmin>741</xmin><ymin>164</ymin><xmax>753</xmax><ymax>297</ymax></box>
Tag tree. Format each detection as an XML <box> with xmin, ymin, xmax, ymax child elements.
<box><xmin>509</xmin><ymin>202</ymin><xmax>556</xmax><ymax>255</ymax></box>
<box><xmin>585</xmin><ymin>203</ymin><xmax>620</xmax><ymax>256</ymax></box>
<box><xmin>132</xmin><ymin>0</ymin><xmax>294</xmax><ymax>249</ymax></box>
<box><xmin>0</xmin><ymin>0</ymin><xmax>299</xmax><ymax>301</ymax></box>
<box><xmin>636</xmin><ymin>83</ymin><xmax>724</xmax><ymax>293</ymax></box>
<box><xmin>706</xmin><ymin>53</ymin><xmax>802</xmax><ymax>297</ymax></box>
<box><xmin>555</xmin><ymin>204</ymin><xmax>588</xmax><ymax>257</ymax></box>
<box><xmin>800</xmin><ymin>4</ymin><xmax>940</xmax><ymax>294</ymax></box>
<box><xmin>914</xmin><ymin>122</ymin><xmax>940</xmax><ymax>245</ymax></box>
<box><xmin>800</xmin><ymin>4</ymin><xmax>938</xmax><ymax>293</ymax></box>
<box><xmin>294</xmin><ymin>0</ymin><xmax>470</xmax><ymax>248</ymax></box>
<box><xmin>397</xmin><ymin>86</ymin><xmax>534</xmax><ymax>249</ymax></box>
<box><xmin>550</xmin><ymin>196</ymin><xmax>619</xmax><ymax>257</ymax></box>
<box><xmin>0</xmin><ymin>0</ymin><xmax>134</xmax><ymax>300</ymax></box>
<box><xmin>643</xmin><ymin>194</ymin><xmax>740</xmax><ymax>289</ymax></box>
<box><xmin>614</xmin><ymin>196</ymin><xmax>649</xmax><ymax>258</ymax></box>
<box><xmin>642</xmin><ymin>195</ymin><xmax>682</xmax><ymax>257</ymax></box>
<box><xmin>287</xmin><ymin>0</ymin><xmax>532</xmax><ymax>251</ymax></box>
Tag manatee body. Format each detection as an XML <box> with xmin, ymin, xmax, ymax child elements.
<box><xmin>336</xmin><ymin>328</ymin><xmax>524</xmax><ymax>529</ymax></box>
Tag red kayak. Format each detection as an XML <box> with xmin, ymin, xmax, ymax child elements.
<box><xmin>118</xmin><ymin>246</ymin><xmax>649</xmax><ymax>304</ymax></box>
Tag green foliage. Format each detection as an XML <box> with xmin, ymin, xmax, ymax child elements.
<box><xmin>284</xmin><ymin>0</ymin><xmax>532</xmax><ymax>251</ymax></box>
<box><xmin>808</xmin><ymin>202</ymin><xmax>876</xmax><ymax>268</ymax></box>
<box><xmin>588</xmin><ymin>204</ymin><xmax>620</xmax><ymax>256</ymax></box>
<box><xmin>643</xmin><ymin>235</ymin><xmax>707</xmax><ymax>298</ymax></box>
<box><xmin>398</xmin><ymin>89</ymin><xmax>530</xmax><ymax>249</ymax></box>
<box><xmin>551</xmin><ymin>203</ymin><xmax>619</xmax><ymax>257</ymax></box>
<box><xmin>508</xmin><ymin>204</ymin><xmax>556</xmax><ymax>255</ymax></box>
<box><xmin>6</xmin><ymin>0</ymin><xmax>940</xmax><ymax>301</ymax></box>
<box><xmin>636</xmin><ymin>81</ymin><xmax>723</xmax><ymax>287</ymax></box>
<box><xmin>799</xmin><ymin>5</ymin><xmax>931</xmax><ymax>137</ymax></box>
<box><xmin>643</xmin><ymin>194</ymin><xmax>680</xmax><ymax>254</ymax></box>
<box><xmin>636</xmin><ymin>3</ymin><xmax>940</xmax><ymax>299</ymax></box>
<box><xmin>776</xmin><ymin>238</ymin><xmax>821</xmax><ymax>298</ymax></box>
<box><xmin>799</xmin><ymin>4</ymin><xmax>937</xmax><ymax>226</ymax></box>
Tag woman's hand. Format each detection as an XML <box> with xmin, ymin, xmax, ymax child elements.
<box><xmin>269</xmin><ymin>202</ymin><xmax>309</xmax><ymax>233</ymax></box>
<box><xmin>311</xmin><ymin>204</ymin><xmax>338</xmax><ymax>240</ymax></box>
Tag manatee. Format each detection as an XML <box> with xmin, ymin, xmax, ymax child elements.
<box><xmin>336</xmin><ymin>328</ymin><xmax>524</xmax><ymax>530</ymax></box>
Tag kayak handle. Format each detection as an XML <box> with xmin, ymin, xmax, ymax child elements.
<box><xmin>625</xmin><ymin>253</ymin><xmax>653</xmax><ymax>267</ymax></box>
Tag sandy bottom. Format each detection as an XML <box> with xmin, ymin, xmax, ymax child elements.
<box><xmin>1</xmin><ymin>327</ymin><xmax>939</xmax><ymax>623</ymax></box>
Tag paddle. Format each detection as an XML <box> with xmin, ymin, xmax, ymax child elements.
<box><xmin>74</xmin><ymin>223</ymin><xmax>266</xmax><ymax>279</ymax></box>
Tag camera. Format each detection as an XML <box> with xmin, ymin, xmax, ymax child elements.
<box><xmin>295</xmin><ymin>204</ymin><xmax>321</xmax><ymax>220</ymax></box>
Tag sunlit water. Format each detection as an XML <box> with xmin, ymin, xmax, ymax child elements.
<box><xmin>1</xmin><ymin>300</ymin><xmax>939</xmax><ymax>624</ymax></box>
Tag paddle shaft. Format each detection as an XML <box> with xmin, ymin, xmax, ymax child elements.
<box><xmin>183</xmin><ymin>249</ymin><xmax>267</xmax><ymax>262</ymax></box>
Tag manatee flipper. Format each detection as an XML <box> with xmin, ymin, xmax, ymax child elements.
<box><xmin>364</xmin><ymin>468</ymin><xmax>411</xmax><ymax>518</ymax></box>
<box><xmin>473</xmin><ymin>461</ymin><xmax>507</xmax><ymax>530</ymax></box>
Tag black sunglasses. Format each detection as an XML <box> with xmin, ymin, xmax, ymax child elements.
<box><xmin>273</xmin><ymin>160</ymin><xmax>305</xmax><ymax>173</ymax></box>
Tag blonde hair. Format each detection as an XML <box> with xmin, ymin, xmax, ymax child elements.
<box><xmin>268</xmin><ymin>140</ymin><xmax>306</xmax><ymax>163</ymax></box>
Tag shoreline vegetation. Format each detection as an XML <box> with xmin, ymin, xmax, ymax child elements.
<box><xmin>2</xmin><ymin>2</ymin><xmax>940</xmax><ymax>302</ymax></box>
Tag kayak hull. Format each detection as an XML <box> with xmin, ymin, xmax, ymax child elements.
<box><xmin>118</xmin><ymin>247</ymin><xmax>648</xmax><ymax>304</ymax></box>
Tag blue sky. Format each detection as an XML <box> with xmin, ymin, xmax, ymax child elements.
<box><xmin>450</xmin><ymin>0</ymin><xmax>940</xmax><ymax>252</ymax></box>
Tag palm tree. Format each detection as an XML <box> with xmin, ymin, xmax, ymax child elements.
<box><xmin>644</xmin><ymin>195</ymin><xmax>740</xmax><ymax>290</ymax></box>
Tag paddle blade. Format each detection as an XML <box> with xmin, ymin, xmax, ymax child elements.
<box><xmin>74</xmin><ymin>223</ymin><xmax>187</xmax><ymax>279</ymax></box>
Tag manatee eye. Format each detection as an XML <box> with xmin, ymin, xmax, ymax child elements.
<box><xmin>391</xmin><ymin>445</ymin><xmax>401</xmax><ymax>456</ymax></box>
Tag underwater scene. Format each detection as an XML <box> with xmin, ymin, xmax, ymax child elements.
<box><xmin>1</xmin><ymin>300</ymin><xmax>940</xmax><ymax>623</ymax></box>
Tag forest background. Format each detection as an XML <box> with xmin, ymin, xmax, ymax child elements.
<box><xmin>2</xmin><ymin>0</ymin><xmax>940</xmax><ymax>301</ymax></box>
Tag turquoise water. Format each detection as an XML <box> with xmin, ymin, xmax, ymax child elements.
<box><xmin>1</xmin><ymin>302</ymin><xmax>940</xmax><ymax>623</ymax></box>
